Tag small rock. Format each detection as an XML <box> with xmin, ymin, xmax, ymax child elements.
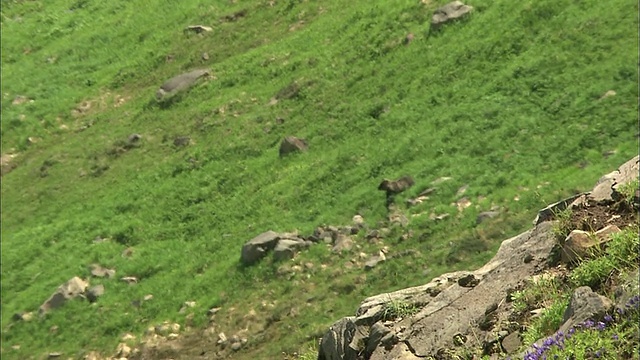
<box><xmin>364</xmin><ymin>251</ymin><xmax>386</xmax><ymax>270</ymax></box>
<box><xmin>501</xmin><ymin>331</ymin><xmax>521</xmax><ymax>354</ymax></box>
<box><xmin>47</xmin><ymin>352</ymin><xmax>62</xmax><ymax>358</ymax></box>
<box><xmin>231</xmin><ymin>342</ymin><xmax>242</xmax><ymax>351</ymax></box>
<box><xmin>116</xmin><ymin>343</ymin><xmax>131</xmax><ymax>358</ymax></box>
<box><xmin>167</xmin><ymin>333</ymin><xmax>179</xmax><ymax>340</ymax></box>
<box><xmin>352</xmin><ymin>215</ymin><xmax>365</xmax><ymax>227</ymax></box>
<box><xmin>143</xmin><ymin>294</ymin><xmax>154</xmax><ymax>301</ymax></box>
<box><xmin>121</xmin><ymin>276</ymin><xmax>138</xmax><ymax>284</ymax></box>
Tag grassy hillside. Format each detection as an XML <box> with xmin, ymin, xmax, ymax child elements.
<box><xmin>1</xmin><ymin>0</ymin><xmax>637</xmax><ymax>358</ymax></box>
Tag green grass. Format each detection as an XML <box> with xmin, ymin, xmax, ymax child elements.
<box><xmin>1</xmin><ymin>0</ymin><xmax>638</xmax><ymax>358</ymax></box>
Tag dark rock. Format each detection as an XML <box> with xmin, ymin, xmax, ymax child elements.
<box><xmin>317</xmin><ymin>317</ymin><xmax>358</xmax><ymax>360</ymax></box>
<box><xmin>279</xmin><ymin>136</ymin><xmax>308</xmax><ymax>157</ymax></box>
<box><xmin>240</xmin><ymin>231</ymin><xmax>280</xmax><ymax>265</ymax></box>
<box><xmin>533</xmin><ymin>193</ymin><xmax>586</xmax><ymax>225</ymax></box>
<box><xmin>365</xmin><ymin>322</ymin><xmax>391</xmax><ymax>357</ymax></box>
<box><xmin>458</xmin><ymin>274</ymin><xmax>480</xmax><ymax>288</ymax></box>
<box><xmin>378</xmin><ymin>176</ymin><xmax>414</xmax><ymax>195</ymax></box>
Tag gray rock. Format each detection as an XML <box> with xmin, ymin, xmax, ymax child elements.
<box><xmin>501</xmin><ymin>331</ymin><xmax>521</xmax><ymax>354</ymax></box>
<box><xmin>156</xmin><ymin>69</ymin><xmax>210</xmax><ymax>100</ymax></box>
<box><xmin>365</xmin><ymin>322</ymin><xmax>391</xmax><ymax>357</ymax></box>
<box><xmin>332</xmin><ymin>234</ymin><xmax>354</xmax><ymax>253</ymax></box>
<box><xmin>431</xmin><ymin>1</ymin><xmax>473</xmax><ymax>31</ymax></box>
<box><xmin>240</xmin><ymin>231</ymin><xmax>280</xmax><ymax>265</ymax></box>
<box><xmin>561</xmin><ymin>225</ymin><xmax>620</xmax><ymax>264</ymax></box>
<box><xmin>364</xmin><ymin>251</ymin><xmax>386</xmax><ymax>270</ymax></box>
<box><xmin>90</xmin><ymin>264</ymin><xmax>115</xmax><ymax>278</ymax></box>
<box><xmin>39</xmin><ymin>277</ymin><xmax>89</xmax><ymax>315</ymax></box>
<box><xmin>273</xmin><ymin>238</ymin><xmax>306</xmax><ymax>261</ymax></box>
<box><xmin>279</xmin><ymin>136</ymin><xmax>308</xmax><ymax>157</ymax></box>
<box><xmin>559</xmin><ymin>286</ymin><xmax>613</xmax><ymax>334</ymax></box>
<box><xmin>533</xmin><ymin>192</ymin><xmax>585</xmax><ymax>225</ymax></box>
<box><xmin>318</xmin><ymin>317</ymin><xmax>358</xmax><ymax>360</ymax></box>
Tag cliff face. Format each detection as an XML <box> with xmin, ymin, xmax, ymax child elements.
<box><xmin>318</xmin><ymin>156</ymin><xmax>639</xmax><ymax>360</ymax></box>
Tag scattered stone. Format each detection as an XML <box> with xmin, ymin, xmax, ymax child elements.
<box><xmin>279</xmin><ymin>136</ymin><xmax>308</xmax><ymax>157</ymax></box>
<box><xmin>144</xmin><ymin>294</ymin><xmax>154</xmax><ymax>301</ymax></box>
<box><xmin>116</xmin><ymin>342</ymin><xmax>131</xmax><ymax>358</ymax></box>
<box><xmin>121</xmin><ymin>276</ymin><xmax>138</xmax><ymax>284</ymax></box>
<box><xmin>364</xmin><ymin>251</ymin><xmax>386</xmax><ymax>270</ymax></box>
<box><xmin>352</xmin><ymin>215</ymin><xmax>365</xmax><ymax>228</ymax></box>
<box><xmin>430</xmin><ymin>213</ymin><xmax>450</xmax><ymax>221</ymax></box>
<box><xmin>456</xmin><ymin>184</ymin><xmax>468</xmax><ymax>197</ymax></box>
<box><xmin>90</xmin><ymin>264</ymin><xmax>116</xmax><ymax>278</ymax></box>
<box><xmin>431</xmin><ymin>1</ymin><xmax>473</xmax><ymax>31</ymax></box>
<box><xmin>599</xmin><ymin>90</ymin><xmax>616</xmax><ymax>100</ymax></box>
<box><xmin>454</xmin><ymin>197</ymin><xmax>472</xmax><ymax>211</ymax></box>
<box><xmin>86</xmin><ymin>284</ymin><xmax>105</xmax><ymax>303</ymax></box>
<box><xmin>332</xmin><ymin>234</ymin><xmax>354</xmax><ymax>253</ymax></box>
<box><xmin>12</xmin><ymin>95</ymin><xmax>31</xmax><ymax>105</ymax></box>
<box><xmin>184</xmin><ymin>25</ymin><xmax>213</xmax><ymax>33</ymax></box>
<box><xmin>202</xmin><ymin>52</ymin><xmax>210</xmax><ymax>60</ymax></box>
<box><xmin>47</xmin><ymin>352</ymin><xmax>62</xmax><ymax>358</ymax></box>
<box><xmin>217</xmin><ymin>332</ymin><xmax>228</xmax><ymax>347</ymax></box>
<box><xmin>39</xmin><ymin>277</ymin><xmax>89</xmax><ymax>315</ymax></box>
<box><xmin>122</xmin><ymin>333</ymin><xmax>136</xmax><ymax>342</ymax></box>
<box><xmin>12</xmin><ymin>312</ymin><xmax>34</xmax><ymax>322</ymax></box>
<box><xmin>561</xmin><ymin>225</ymin><xmax>620</xmax><ymax>264</ymax></box>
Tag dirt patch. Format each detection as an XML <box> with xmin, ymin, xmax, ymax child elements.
<box><xmin>568</xmin><ymin>199</ymin><xmax>637</xmax><ymax>233</ymax></box>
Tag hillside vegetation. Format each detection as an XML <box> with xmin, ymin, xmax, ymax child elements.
<box><xmin>1</xmin><ymin>0</ymin><xmax>637</xmax><ymax>359</ymax></box>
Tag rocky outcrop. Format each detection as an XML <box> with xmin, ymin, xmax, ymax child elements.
<box><xmin>241</xmin><ymin>231</ymin><xmax>311</xmax><ymax>265</ymax></box>
<box><xmin>317</xmin><ymin>157</ymin><xmax>638</xmax><ymax>360</ymax></box>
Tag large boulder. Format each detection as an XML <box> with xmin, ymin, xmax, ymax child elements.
<box><xmin>240</xmin><ymin>231</ymin><xmax>280</xmax><ymax>265</ymax></box>
<box><xmin>431</xmin><ymin>1</ymin><xmax>473</xmax><ymax>31</ymax></box>
<box><xmin>39</xmin><ymin>277</ymin><xmax>89</xmax><ymax>315</ymax></box>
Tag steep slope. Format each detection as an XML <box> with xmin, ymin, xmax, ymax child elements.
<box><xmin>1</xmin><ymin>0</ymin><xmax>637</xmax><ymax>359</ymax></box>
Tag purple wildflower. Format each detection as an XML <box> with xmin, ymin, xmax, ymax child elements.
<box><xmin>568</xmin><ymin>327</ymin><xmax>576</xmax><ymax>335</ymax></box>
<box><xmin>604</xmin><ymin>314</ymin><xmax>613</xmax><ymax>322</ymax></box>
<box><xmin>612</xmin><ymin>334</ymin><xmax>619</xmax><ymax>340</ymax></box>
<box><xmin>596</xmin><ymin>321</ymin><xmax>606</xmax><ymax>330</ymax></box>
<box><xmin>584</xmin><ymin>319</ymin><xmax>595</xmax><ymax>328</ymax></box>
